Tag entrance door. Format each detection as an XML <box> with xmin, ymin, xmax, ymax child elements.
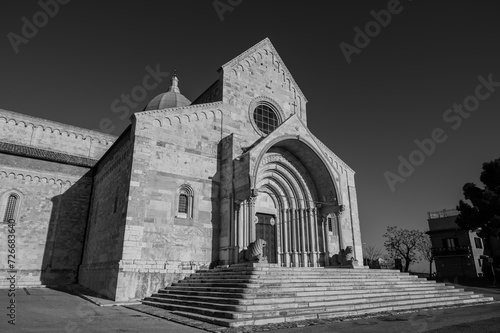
<box><xmin>255</xmin><ymin>213</ymin><xmax>277</xmax><ymax>263</ymax></box>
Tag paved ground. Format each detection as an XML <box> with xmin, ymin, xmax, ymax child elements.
<box><xmin>0</xmin><ymin>286</ymin><xmax>205</xmax><ymax>333</ymax></box>
<box><xmin>0</xmin><ymin>283</ymin><xmax>499</xmax><ymax>332</ymax></box>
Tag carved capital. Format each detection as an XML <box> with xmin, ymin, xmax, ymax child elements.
<box><xmin>247</xmin><ymin>196</ymin><xmax>257</xmax><ymax>206</ymax></box>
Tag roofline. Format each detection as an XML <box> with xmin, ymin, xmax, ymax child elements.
<box><xmin>220</xmin><ymin>37</ymin><xmax>308</xmax><ymax>103</ymax></box>
<box><xmin>0</xmin><ymin>141</ymin><xmax>97</xmax><ymax>168</ymax></box>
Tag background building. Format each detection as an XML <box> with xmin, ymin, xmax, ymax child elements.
<box><xmin>427</xmin><ymin>208</ymin><xmax>499</xmax><ymax>278</ymax></box>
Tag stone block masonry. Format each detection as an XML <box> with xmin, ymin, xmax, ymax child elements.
<box><xmin>0</xmin><ymin>153</ymin><xmax>92</xmax><ymax>286</ymax></box>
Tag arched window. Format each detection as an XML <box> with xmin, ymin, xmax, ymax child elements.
<box><xmin>178</xmin><ymin>194</ymin><xmax>188</xmax><ymax>214</ymax></box>
<box><xmin>4</xmin><ymin>195</ymin><xmax>17</xmax><ymax>223</ymax></box>
<box><xmin>1</xmin><ymin>191</ymin><xmax>22</xmax><ymax>224</ymax></box>
<box><xmin>176</xmin><ymin>185</ymin><xmax>194</xmax><ymax>219</ymax></box>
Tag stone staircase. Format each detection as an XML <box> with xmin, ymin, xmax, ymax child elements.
<box><xmin>142</xmin><ymin>264</ymin><xmax>495</xmax><ymax>327</ymax></box>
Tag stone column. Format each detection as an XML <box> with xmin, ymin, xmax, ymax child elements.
<box><xmin>275</xmin><ymin>215</ymin><xmax>281</xmax><ymax>267</ymax></box>
<box><xmin>299</xmin><ymin>208</ymin><xmax>307</xmax><ymax>267</ymax></box>
<box><xmin>242</xmin><ymin>201</ymin><xmax>248</xmax><ymax>249</ymax></box>
<box><xmin>309</xmin><ymin>208</ymin><xmax>318</xmax><ymax>267</ymax></box>
<box><xmin>290</xmin><ymin>208</ymin><xmax>299</xmax><ymax>267</ymax></box>
<box><xmin>295</xmin><ymin>209</ymin><xmax>301</xmax><ymax>267</ymax></box>
<box><xmin>282</xmin><ymin>208</ymin><xmax>290</xmax><ymax>267</ymax></box>
<box><xmin>323</xmin><ymin>215</ymin><xmax>330</xmax><ymax>266</ymax></box>
<box><xmin>303</xmin><ymin>208</ymin><xmax>311</xmax><ymax>266</ymax></box>
<box><xmin>335</xmin><ymin>212</ymin><xmax>344</xmax><ymax>251</ymax></box>
<box><xmin>247</xmin><ymin>195</ymin><xmax>257</xmax><ymax>244</ymax></box>
<box><xmin>234</xmin><ymin>202</ymin><xmax>241</xmax><ymax>263</ymax></box>
<box><xmin>313</xmin><ymin>208</ymin><xmax>320</xmax><ymax>266</ymax></box>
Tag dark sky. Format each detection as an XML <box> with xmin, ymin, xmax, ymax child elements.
<box><xmin>1</xmin><ymin>0</ymin><xmax>500</xmax><ymax>265</ymax></box>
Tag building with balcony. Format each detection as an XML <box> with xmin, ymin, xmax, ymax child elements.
<box><xmin>427</xmin><ymin>209</ymin><xmax>486</xmax><ymax>278</ymax></box>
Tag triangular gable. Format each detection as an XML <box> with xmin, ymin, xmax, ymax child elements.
<box><xmin>221</xmin><ymin>38</ymin><xmax>307</xmax><ymax>103</ymax></box>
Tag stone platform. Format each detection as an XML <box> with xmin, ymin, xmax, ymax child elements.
<box><xmin>141</xmin><ymin>265</ymin><xmax>495</xmax><ymax>327</ymax></box>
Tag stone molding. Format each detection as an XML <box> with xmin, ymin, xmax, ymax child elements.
<box><xmin>135</xmin><ymin>101</ymin><xmax>224</xmax><ymax>117</ymax></box>
<box><xmin>0</xmin><ymin>112</ymin><xmax>115</xmax><ymax>145</ymax></box>
<box><xmin>0</xmin><ymin>168</ymin><xmax>89</xmax><ymax>187</ymax></box>
<box><xmin>310</xmin><ymin>133</ymin><xmax>354</xmax><ymax>174</ymax></box>
<box><xmin>147</xmin><ymin>108</ymin><xmax>223</xmax><ymax>128</ymax></box>
<box><xmin>260</xmin><ymin>149</ymin><xmax>317</xmax><ymax>200</ymax></box>
<box><xmin>258</xmin><ymin>149</ymin><xmax>321</xmax><ymax>205</ymax></box>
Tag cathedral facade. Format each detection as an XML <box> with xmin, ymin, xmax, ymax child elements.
<box><xmin>0</xmin><ymin>38</ymin><xmax>363</xmax><ymax>301</ymax></box>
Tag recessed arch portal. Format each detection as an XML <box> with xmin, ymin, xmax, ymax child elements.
<box><xmin>248</xmin><ymin>138</ymin><xmax>341</xmax><ymax>267</ymax></box>
<box><xmin>252</xmin><ymin>137</ymin><xmax>341</xmax><ymax>211</ymax></box>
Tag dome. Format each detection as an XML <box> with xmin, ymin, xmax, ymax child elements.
<box><xmin>144</xmin><ymin>75</ymin><xmax>191</xmax><ymax>111</ymax></box>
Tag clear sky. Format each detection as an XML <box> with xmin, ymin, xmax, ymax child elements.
<box><xmin>1</xmin><ymin>1</ymin><xmax>499</xmax><ymax>271</ymax></box>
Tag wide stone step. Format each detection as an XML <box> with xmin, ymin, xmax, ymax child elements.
<box><xmin>186</xmin><ymin>274</ymin><xmax>420</xmax><ymax>282</ymax></box>
<box><xmin>143</xmin><ymin>294</ymin><xmax>493</xmax><ymax>321</ymax></box>
<box><xmin>145</xmin><ymin>290</ymin><xmax>478</xmax><ymax>311</ymax></box>
<box><xmin>142</xmin><ymin>266</ymin><xmax>495</xmax><ymax>327</ymax></box>
<box><xmin>189</xmin><ymin>273</ymin><xmax>418</xmax><ymax>281</ymax></box>
<box><xmin>165</xmin><ymin>282</ymin><xmax>450</xmax><ymax>295</ymax></box>
<box><xmin>150</xmin><ymin>288</ymin><xmax>468</xmax><ymax>305</ymax></box>
<box><xmin>158</xmin><ymin>284</ymin><xmax>461</xmax><ymax>299</ymax></box>
<box><xmin>197</xmin><ymin>267</ymin><xmax>401</xmax><ymax>273</ymax></box>
<box><xmin>164</xmin><ymin>296</ymin><xmax>494</xmax><ymax>327</ymax></box>
<box><xmin>172</xmin><ymin>280</ymin><xmax>437</xmax><ymax>289</ymax></box>
<box><xmin>176</xmin><ymin>278</ymin><xmax>422</xmax><ymax>285</ymax></box>
<box><xmin>194</xmin><ymin>269</ymin><xmax>408</xmax><ymax>276</ymax></box>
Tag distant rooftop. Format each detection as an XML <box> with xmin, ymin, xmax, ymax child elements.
<box><xmin>427</xmin><ymin>208</ymin><xmax>459</xmax><ymax>219</ymax></box>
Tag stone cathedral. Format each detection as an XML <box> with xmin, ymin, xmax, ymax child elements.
<box><xmin>0</xmin><ymin>38</ymin><xmax>363</xmax><ymax>301</ymax></box>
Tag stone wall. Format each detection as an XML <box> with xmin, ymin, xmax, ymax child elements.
<box><xmin>78</xmin><ymin>127</ymin><xmax>134</xmax><ymax>300</ymax></box>
<box><xmin>114</xmin><ymin>106</ymin><xmax>223</xmax><ymax>300</ymax></box>
<box><xmin>0</xmin><ymin>109</ymin><xmax>116</xmax><ymax>160</ymax></box>
<box><xmin>0</xmin><ymin>153</ymin><xmax>92</xmax><ymax>286</ymax></box>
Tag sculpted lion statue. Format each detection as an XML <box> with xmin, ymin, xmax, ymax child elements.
<box><xmin>330</xmin><ymin>246</ymin><xmax>355</xmax><ymax>266</ymax></box>
<box><xmin>244</xmin><ymin>239</ymin><xmax>268</xmax><ymax>262</ymax></box>
<box><xmin>344</xmin><ymin>246</ymin><xmax>354</xmax><ymax>262</ymax></box>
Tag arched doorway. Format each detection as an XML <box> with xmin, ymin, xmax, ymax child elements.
<box><xmin>230</xmin><ymin>137</ymin><xmax>343</xmax><ymax>267</ymax></box>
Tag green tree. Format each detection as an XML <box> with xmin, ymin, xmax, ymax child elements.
<box><xmin>456</xmin><ymin>158</ymin><xmax>500</xmax><ymax>245</ymax></box>
<box><xmin>383</xmin><ymin>226</ymin><xmax>428</xmax><ymax>272</ymax></box>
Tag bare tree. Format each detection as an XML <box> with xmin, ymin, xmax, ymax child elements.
<box><xmin>383</xmin><ymin>226</ymin><xmax>427</xmax><ymax>272</ymax></box>
<box><xmin>419</xmin><ymin>235</ymin><xmax>434</xmax><ymax>277</ymax></box>
<box><xmin>363</xmin><ymin>245</ymin><xmax>383</xmax><ymax>261</ymax></box>
<box><xmin>363</xmin><ymin>244</ymin><xmax>383</xmax><ymax>268</ymax></box>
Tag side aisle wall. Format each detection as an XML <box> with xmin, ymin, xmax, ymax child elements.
<box><xmin>0</xmin><ymin>154</ymin><xmax>92</xmax><ymax>286</ymax></box>
<box><xmin>79</xmin><ymin>127</ymin><xmax>134</xmax><ymax>300</ymax></box>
